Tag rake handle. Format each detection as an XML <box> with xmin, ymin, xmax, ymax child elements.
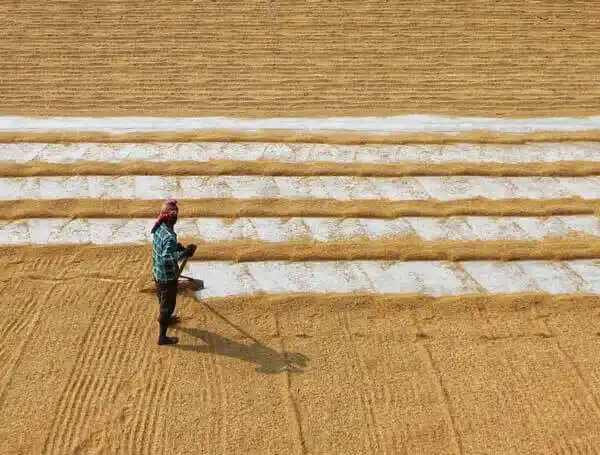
<box><xmin>177</xmin><ymin>256</ymin><xmax>189</xmax><ymax>280</ymax></box>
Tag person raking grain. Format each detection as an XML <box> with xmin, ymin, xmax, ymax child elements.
<box><xmin>151</xmin><ymin>198</ymin><xmax>197</xmax><ymax>345</ymax></box>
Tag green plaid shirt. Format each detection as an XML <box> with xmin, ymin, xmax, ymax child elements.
<box><xmin>152</xmin><ymin>223</ymin><xmax>187</xmax><ymax>282</ymax></box>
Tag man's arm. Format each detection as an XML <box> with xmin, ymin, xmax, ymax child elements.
<box><xmin>162</xmin><ymin>236</ymin><xmax>188</xmax><ymax>264</ymax></box>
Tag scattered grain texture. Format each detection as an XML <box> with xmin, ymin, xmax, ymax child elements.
<box><xmin>1</xmin><ymin>197</ymin><xmax>598</xmax><ymax>220</ymax></box>
<box><xmin>1</xmin><ymin>0</ymin><xmax>600</xmax><ymax>118</ymax></box>
<box><xmin>1</xmin><ymin>246</ymin><xmax>600</xmax><ymax>453</ymax></box>
<box><xmin>8</xmin><ymin>160</ymin><xmax>600</xmax><ymax>177</ymax></box>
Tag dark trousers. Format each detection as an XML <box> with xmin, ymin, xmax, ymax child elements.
<box><xmin>156</xmin><ymin>280</ymin><xmax>178</xmax><ymax>325</ymax></box>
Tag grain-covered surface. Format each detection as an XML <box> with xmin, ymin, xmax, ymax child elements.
<box><xmin>10</xmin><ymin>236</ymin><xmax>600</xmax><ymax>262</ymax></box>
<box><xmin>6</xmin><ymin>130</ymin><xmax>600</xmax><ymax>144</ymax></box>
<box><xmin>1</xmin><ymin>0</ymin><xmax>600</xmax><ymax>118</ymax></box>
<box><xmin>4</xmin><ymin>1</ymin><xmax>600</xmax><ymax>450</ymax></box>
<box><xmin>2</xmin><ymin>197</ymin><xmax>600</xmax><ymax>220</ymax></box>
<box><xmin>1</xmin><ymin>246</ymin><xmax>600</xmax><ymax>453</ymax></box>
<box><xmin>11</xmin><ymin>160</ymin><xmax>600</xmax><ymax>178</ymax></box>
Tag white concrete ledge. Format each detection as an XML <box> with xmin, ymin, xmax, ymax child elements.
<box><xmin>3</xmin><ymin>176</ymin><xmax>600</xmax><ymax>201</ymax></box>
<box><xmin>3</xmin><ymin>115</ymin><xmax>600</xmax><ymax>133</ymax></box>
<box><xmin>185</xmin><ymin>259</ymin><xmax>600</xmax><ymax>298</ymax></box>
<box><xmin>2</xmin><ymin>216</ymin><xmax>599</xmax><ymax>245</ymax></box>
<box><xmin>3</xmin><ymin>142</ymin><xmax>600</xmax><ymax>164</ymax></box>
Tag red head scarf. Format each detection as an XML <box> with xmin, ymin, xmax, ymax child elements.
<box><xmin>151</xmin><ymin>198</ymin><xmax>179</xmax><ymax>234</ymax></box>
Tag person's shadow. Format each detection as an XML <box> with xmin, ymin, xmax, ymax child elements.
<box><xmin>177</xmin><ymin>327</ymin><xmax>309</xmax><ymax>374</ymax></box>
<box><xmin>174</xmin><ymin>280</ymin><xmax>309</xmax><ymax>373</ymax></box>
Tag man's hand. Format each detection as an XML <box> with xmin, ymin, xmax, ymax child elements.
<box><xmin>185</xmin><ymin>244</ymin><xmax>197</xmax><ymax>257</ymax></box>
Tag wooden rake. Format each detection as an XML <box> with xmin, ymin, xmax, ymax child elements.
<box><xmin>177</xmin><ymin>256</ymin><xmax>205</xmax><ymax>291</ymax></box>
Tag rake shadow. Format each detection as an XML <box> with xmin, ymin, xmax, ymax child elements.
<box><xmin>175</xmin><ymin>280</ymin><xmax>309</xmax><ymax>373</ymax></box>
<box><xmin>178</xmin><ymin>327</ymin><xmax>310</xmax><ymax>374</ymax></box>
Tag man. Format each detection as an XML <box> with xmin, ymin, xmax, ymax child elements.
<box><xmin>151</xmin><ymin>198</ymin><xmax>197</xmax><ymax>345</ymax></box>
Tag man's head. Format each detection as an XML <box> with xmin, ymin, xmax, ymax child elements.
<box><xmin>161</xmin><ymin>198</ymin><xmax>179</xmax><ymax>226</ymax></box>
<box><xmin>160</xmin><ymin>198</ymin><xmax>178</xmax><ymax>213</ymax></box>
<box><xmin>151</xmin><ymin>198</ymin><xmax>179</xmax><ymax>233</ymax></box>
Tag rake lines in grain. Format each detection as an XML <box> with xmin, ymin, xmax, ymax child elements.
<box><xmin>61</xmin><ymin>283</ymin><xmax>134</xmax><ymax>453</ymax></box>
<box><xmin>134</xmin><ymin>365</ymin><xmax>167</xmax><ymax>455</ymax></box>
<box><xmin>21</xmin><ymin>254</ymin><xmax>69</xmax><ymax>280</ymax></box>
<box><xmin>539</xmin><ymin>316</ymin><xmax>600</xmax><ymax>423</ymax></box>
<box><xmin>0</xmin><ymin>283</ymin><xmax>54</xmax><ymax>408</ymax></box>
<box><xmin>124</xmin><ymin>314</ymin><xmax>160</xmax><ymax>455</ymax></box>
<box><xmin>43</xmin><ymin>282</ymin><xmax>121</xmax><ymax>454</ymax></box>
<box><xmin>411</xmin><ymin>309</ymin><xmax>464</xmax><ymax>455</ymax></box>
<box><xmin>552</xmin><ymin>433</ymin><xmax>600</xmax><ymax>455</ymax></box>
<box><xmin>40</xmin><ymin>280</ymin><xmax>101</xmax><ymax>454</ymax></box>
<box><xmin>124</xmin><ymin>297</ymin><xmax>179</xmax><ymax>455</ymax></box>
<box><xmin>334</xmin><ymin>310</ymin><xmax>383</xmax><ymax>454</ymax></box>
<box><xmin>0</xmin><ymin>280</ymin><xmax>34</xmax><ymax>343</ymax></box>
<box><xmin>193</xmin><ymin>338</ymin><xmax>223</xmax><ymax>451</ymax></box>
<box><xmin>274</xmin><ymin>312</ymin><xmax>307</xmax><ymax>455</ymax></box>
<box><xmin>149</xmin><ymin>350</ymin><xmax>178</xmax><ymax>455</ymax></box>
<box><xmin>69</xmin><ymin>284</ymin><xmax>155</xmax><ymax>454</ymax></box>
